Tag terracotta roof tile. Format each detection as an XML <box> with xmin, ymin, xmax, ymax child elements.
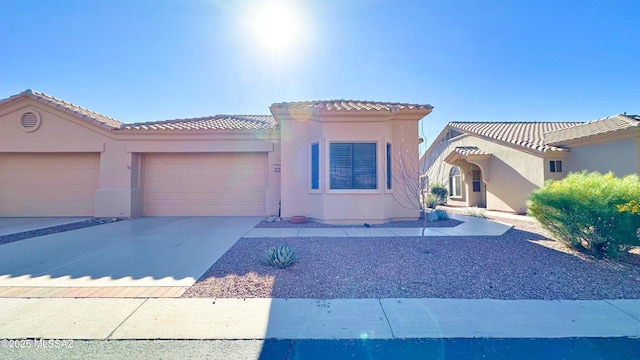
<box><xmin>453</xmin><ymin>146</ymin><xmax>490</xmax><ymax>156</ymax></box>
<box><xmin>544</xmin><ymin>114</ymin><xmax>640</xmax><ymax>144</ymax></box>
<box><xmin>122</xmin><ymin>115</ymin><xmax>277</xmax><ymax>131</ymax></box>
<box><xmin>448</xmin><ymin>121</ymin><xmax>583</xmax><ymax>152</ymax></box>
<box><xmin>0</xmin><ymin>89</ymin><xmax>124</xmax><ymax>130</ymax></box>
<box><xmin>273</xmin><ymin>99</ymin><xmax>433</xmax><ymax>112</ymax></box>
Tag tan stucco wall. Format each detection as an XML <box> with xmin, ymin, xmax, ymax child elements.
<box><xmin>0</xmin><ymin>98</ymin><xmax>280</xmax><ymax>218</ymax></box>
<box><xmin>561</xmin><ymin>136</ymin><xmax>639</xmax><ymax>177</ymax></box>
<box><xmin>421</xmin><ymin>134</ymin><xmax>544</xmax><ymax>213</ymax></box>
<box><xmin>277</xmin><ymin>109</ymin><xmax>424</xmax><ymax>224</ymax></box>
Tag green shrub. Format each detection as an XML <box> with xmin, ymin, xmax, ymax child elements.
<box><xmin>424</xmin><ymin>194</ymin><xmax>438</xmax><ymax>209</ymax></box>
<box><xmin>430</xmin><ymin>184</ymin><xmax>448</xmax><ymax>205</ymax></box>
<box><xmin>264</xmin><ymin>244</ymin><xmax>298</xmax><ymax>268</ymax></box>
<box><xmin>528</xmin><ymin>171</ymin><xmax>640</xmax><ymax>258</ymax></box>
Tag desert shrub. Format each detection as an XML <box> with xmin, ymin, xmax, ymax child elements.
<box><xmin>528</xmin><ymin>171</ymin><xmax>640</xmax><ymax>258</ymax></box>
<box><xmin>426</xmin><ymin>209</ymin><xmax>450</xmax><ymax>222</ymax></box>
<box><xmin>435</xmin><ymin>209</ymin><xmax>450</xmax><ymax>220</ymax></box>
<box><xmin>430</xmin><ymin>184</ymin><xmax>448</xmax><ymax>205</ymax></box>
<box><xmin>424</xmin><ymin>194</ymin><xmax>439</xmax><ymax>209</ymax></box>
<box><xmin>426</xmin><ymin>211</ymin><xmax>439</xmax><ymax>222</ymax></box>
<box><xmin>465</xmin><ymin>206</ymin><xmax>486</xmax><ymax>218</ymax></box>
<box><xmin>264</xmin><ymin>244</ymin><xmax>298</xmax><ymax>268</ymax></box>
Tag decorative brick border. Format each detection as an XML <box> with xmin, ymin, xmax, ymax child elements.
<box><xmin>0</xmin><ymin>286</ymin><xmax>187</xmax><ymax>298</ymax></box>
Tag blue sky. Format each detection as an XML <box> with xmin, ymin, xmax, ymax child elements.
<box><xmin>1</xmin><ymin>0</ymin><xmax>638</xmax><ymax>149</ymax></box>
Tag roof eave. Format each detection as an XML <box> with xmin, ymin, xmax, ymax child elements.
<box><xmin>117</xmin><ymin>127</ymin><xmax>278</xmax><ymax>134</ymax></box>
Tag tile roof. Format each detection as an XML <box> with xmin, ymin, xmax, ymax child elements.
<box><xmin>448</xmin><ymin>121</ymin><xmax>583</xmax><ymax>152</ymax></box>
<box><xmin>0</xmin><ymin>89</ymin><xmax>124</xmax><ymax>130</ymax></box>
<box><xmin>273</xmin><ymin>100</ymin><xmax>433</xmax><ymax>112</ymax></box>
<box><xmin>122</xmin><ymin>115</ymin><xmax>277</xmax><ymax>131</ymax></box>
<box><xmin>544</xmin><ymin>114</ymin><xmax>640</xmax><ymax>144</ymax></box>
<box><xmin>0</xmin><ymin>89</ymin><xmax>276</xmax><ymax>131</ymax></box>
<box><xmin>453</xmin><ymin>146</ymin><xmax>490</xmax><ymax>157</ymax></box>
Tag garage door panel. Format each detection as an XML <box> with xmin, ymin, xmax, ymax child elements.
<box><xmin>144</xmin><ymin>153</ymin><xmax>267</xmax><ymax>216</ymax></box>
<box><xmin>0</xmin><ymin>153</ymin><xmax>99</xmax><ymax>217</ymax></box>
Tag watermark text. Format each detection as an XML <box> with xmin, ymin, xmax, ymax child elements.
<box><xmin>1</xmin><ymin>339</ymin><xmax>74</xmax><ymax>349</ymax></box>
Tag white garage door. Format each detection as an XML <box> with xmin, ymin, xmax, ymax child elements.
<box><xmin>144</xmin><ymin>153</ymin><xmax>267</xmax><ymax>216</ymax></box>
<box><xmin>0</xmin><ymin>153</ymin><xmax>100</xmax><ymax>216</ymax></box>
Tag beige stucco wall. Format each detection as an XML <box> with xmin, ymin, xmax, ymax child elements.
<box><xmin>0</xmin><ymin>98</ymin><xmax>280</xmax><ymax>218</ymax></box>
<box><xmin>560</xmin><ymin>135</ymin><xmax>639</xmax><ymax>177</ymax></box>
<box><xmin>421</xmin><ymin>134</ymin><xmax>545</xmax><ymax>213</ymax></box>
<box><xmin>277</xmin><ymin>108</ymin><xmax>425</xmax><ymax>224</ymax></box>
<box><xmin>0</xmin><ymin>99</ymin><xmax>116</xmax><ymax>216</ymax></box>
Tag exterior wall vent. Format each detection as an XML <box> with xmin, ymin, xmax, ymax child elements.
<box><xmin>20</xmin><ymin>111</ymin><xmax>41</xmax><ymax>132</ymax></box>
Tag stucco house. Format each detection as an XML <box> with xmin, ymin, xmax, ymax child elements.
<box><xmin>0</xmin><ymin>89</ymin><xmax>432</xmax><ymax>224</ymax></box>
<box><xmin>420</xmin><ymin>115</ymin><xmax>640</xmax><ymax>213</ymax></box>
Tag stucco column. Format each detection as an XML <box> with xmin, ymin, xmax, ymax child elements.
<box><xmin>94</xmin><ymin>142</ymin><xmax>141</xmax><ymax>218</ymax></box>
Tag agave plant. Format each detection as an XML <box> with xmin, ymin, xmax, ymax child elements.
<box><xmin>435</xmin><ymin>209</ymin><xmax>450</xmax><ymax>220</ymax></box>
<box><xmin>264</xmin><ymin>244</ymin><xmax>298</xmax><ymax>269</ymax></box>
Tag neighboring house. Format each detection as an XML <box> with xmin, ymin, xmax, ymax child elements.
<box><xmin>420</xmin><ymin>115</ymin><xmax>640</xmax><ymax>213</ymax></box>
<box><xmin>0</xmin><ymin>89</ymin><xmax>432</xmax><ymax>224</ymax></box>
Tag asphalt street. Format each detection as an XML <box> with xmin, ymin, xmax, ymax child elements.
<box><xmin>1</xmin><ymin>338</ymin><xmax>639</xmax><ymax>360</ymax></box>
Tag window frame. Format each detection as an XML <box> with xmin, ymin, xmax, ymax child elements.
<box><xmin>309</xmin><ymin>142</ymin><xmax>320</xmax><ymax>192</ymax></box>
<box><xmin>386</xmin><ymin>142</ymin><xmax>392</xmax><ymax>191</ymax></box>
<box><xmin>472</xmin><ymin>169</ymin><xmax>481</xmax><ymax>192</ymax></box>
<box><xmin>327</xmin><ymin>141</ymin><xmax>379</xmax><ymax>193</ymax></box>
<box><xmin>449</xmin><ymin>166</ymin><xmax>462</xmax><ymax>198</ymax></box>
<box><xmin>550</xmin><ymin>160</ymin><xmax>563</xmax><ymax>173</ymax></box>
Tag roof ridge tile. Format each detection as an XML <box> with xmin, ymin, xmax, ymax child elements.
<box><xmin>0</xmin><ymin>89</ymin><xmax>125</xmax><ymax>130</ymax></box>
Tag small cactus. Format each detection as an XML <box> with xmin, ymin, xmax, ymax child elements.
<box><xmin>264</xmin><ymin>244</ymin><xmax>298</xmax><ymax>269</ymax></box>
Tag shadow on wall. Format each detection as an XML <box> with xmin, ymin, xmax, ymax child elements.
<box><xmin>486</xmin><ymin>157</ymin><xmax>539</xmax><ymax>213</ymax></box>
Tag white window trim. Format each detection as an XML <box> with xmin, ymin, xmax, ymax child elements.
<box><xmin>449</xmin><ymin>166</ymin><xmax>462</xmax><ymax>198</ymax></box>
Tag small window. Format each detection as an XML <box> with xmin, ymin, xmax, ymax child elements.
<box><xmin>472</xmin><ymin>169</ymin><xmax>481</xmax><ymax>192</ymax></box>
<box><xmin>449</xmin><ymin>166</ymin><xmax>461</xmax><ymax>197</ymax></box>
<box><xmin>550</xmin><ymin>160</ymin><xmax>563</xmax><ymax>173</ymax></box>
<box><xmin>386</xmin><ymin>143</ymin><xmax>392</xmax><ymax>190</ymax></box>
<box><xmin>330</xmin><ymin>142</ymin><xmax>377</xmax><ymax>190</ymax></box>
<box><xmin>311</xmin><ymin>143</ymin><xmax>319</xmax><ymax>190</ymax></box>
<box><xmin>421</xmin><ymin>175</ymin><xmax>429</xmax><ymax>191</ymax></box>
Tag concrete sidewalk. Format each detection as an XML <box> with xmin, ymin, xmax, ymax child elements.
<box><xmin>1</xmin><ymin>297</ymin><xmax>639</xmax><ymax>340</ymax></box>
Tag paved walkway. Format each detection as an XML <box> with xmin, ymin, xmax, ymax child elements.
<box><xmin>1</xmin><ymin>297</ymin><xmax>639</xmax><ymax>340</ymax></box>
<box><xmin>245</xmin><ymin>213</ymin><xmax>512</xmax><ymax>238</ymax></box>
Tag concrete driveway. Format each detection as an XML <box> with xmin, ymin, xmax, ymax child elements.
<box><xmin>0</xmin><ymin>217</ymin><xmax>261</xmax><ymax>288</ymax></box>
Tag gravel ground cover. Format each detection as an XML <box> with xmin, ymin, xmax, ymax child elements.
<box><xmin>183</xmin><ymin>217</ymin><xmax>640</xmax><ymax>300</ymax></box>
<box><xmin>0</xmin><ymin>218</ymin><xmax>125</xmax><ymax>245</ymax></box>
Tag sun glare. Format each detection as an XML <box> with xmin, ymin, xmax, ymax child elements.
<box><xmin>249</xmin><ymin>2</ymin><xmax>303</xmax><ymax>52</ymax></box>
